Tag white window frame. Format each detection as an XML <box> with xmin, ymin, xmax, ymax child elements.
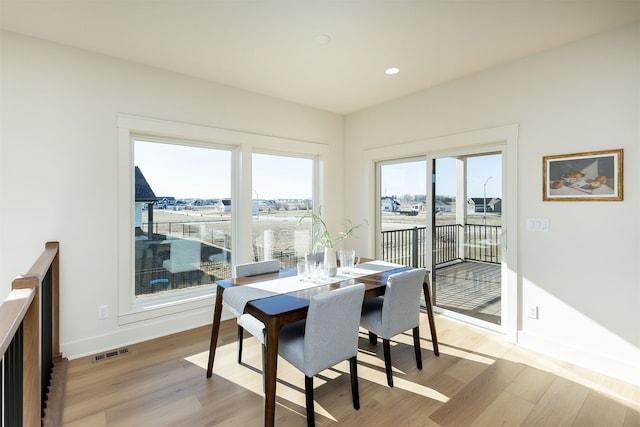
<box><xmin>117</xmin><ymin>114</ymin><xmax>328</xmax><ymax>325</ymax></box>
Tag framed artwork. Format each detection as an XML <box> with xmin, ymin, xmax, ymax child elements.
<box><xmin>543</xmin><ymin>149</ymin><xmax>623</xmax><ymax>201</ymax></box>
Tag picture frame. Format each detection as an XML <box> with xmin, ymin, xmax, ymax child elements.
<box><xmin>543</xmin><ymin>149</ymin><xmax>623</xmax><ymax>201</ymax></box>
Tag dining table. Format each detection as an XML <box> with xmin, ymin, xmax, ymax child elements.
<box><xmin>206</xmin><ymin>260</ymin><xmax>439</xmax><ymax>427</ymax></box>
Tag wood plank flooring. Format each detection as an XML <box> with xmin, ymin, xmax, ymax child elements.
<box><xmin>63</xmin><ymin>315</ymin><xmax>640</xmax><ymax>426</ymax></box>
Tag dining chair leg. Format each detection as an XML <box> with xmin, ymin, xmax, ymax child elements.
<box><xmin>368</xmin><ymin>331</ymin><xmax>377</xmax><ymax>345</ymax></box>
<box><xmin>349</xmin><ymin>356</ymin><xmax>360</xmax><ymax>410</ymax></box>
<box><xmin>412</xmin><ymin>326</ymin><xmax>423</xmax><ymax>370</ymax></box>
<box><xmin>304</xmin><ymin>375</ymin><xmax>315</xmax><ymax>426</ymax></box>
<box><xmin>237</xmin><ymin>325</ymin><xmax>244</xmax><ymax>363</ymax></box>
<box><xmin>382</xmin><ymin>338</ymin><xmax>393</xmax><ymax>387</ymax></box>
<box><xmin>261</xmin><ymin>344</ymin><xmax>266</xmax><ymax>393</ymax></box>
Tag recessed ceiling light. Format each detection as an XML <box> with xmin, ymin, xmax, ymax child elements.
<box><xmin>314</xmin><ymin>34</ymin><xmax>331</xmax><ymax>45</ymax></box>
<box><xmin>385</xmin><ymin>67</ymin><xmax>400</xmax><ymax>75</ymax></box>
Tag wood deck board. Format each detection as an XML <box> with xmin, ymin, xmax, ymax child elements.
<box><xmin>434</xmin><ymin>260</ymin><xmax>501</xmax><ymax>324</ymax></box>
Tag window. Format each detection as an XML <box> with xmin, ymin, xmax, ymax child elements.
<box><xmin>251</xmin><ymin>153</ymin><xmax>314</xmax><ymax>267</ymax></box>
<box><xmin>133</xmin><ymin>139</ymin><xmax>233</xmax><ymax>298</ymax></box>
<box><xmin>118</xmin><ymin>114</ymin><xmax>327</xmax><ymax>324</ymax></box>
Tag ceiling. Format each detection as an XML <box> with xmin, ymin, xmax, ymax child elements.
<box><xmin>1</xmin><ymin>1</ymin><xmax>638</xmax><ymax>114</ymax></box>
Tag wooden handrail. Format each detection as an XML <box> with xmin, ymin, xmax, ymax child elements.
<box><xmin>13</xmin><ymin>241</ymin><xmax>61</xmax><ymax>357</ymax></box>
<box><xmin>1</xmin><ymin>241</ymin><xmax>61</xmax><ymax>427</ymax></box>
<box><xmin>0</xmin><ymin>288</ymin><xmax>35</xmax><ymax>357</ymax></box>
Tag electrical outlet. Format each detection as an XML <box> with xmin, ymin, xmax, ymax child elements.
<box><xmin>527</xmin><ymin>304</ymin><xmax>538</xmax><ymax>319</ymax></box>
<box><xmin>98</xmin><ymin>305</ymin><xmax>109</xmax><ymax>320</ymax></box>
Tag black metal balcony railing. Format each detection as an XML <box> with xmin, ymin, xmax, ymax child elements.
<box><xmin>465</xmin><ymin>224</ymin><xmax>502</xmax><ymax>264</ymax></box>
<box><xmin>1</xmin><ymin>242</ymin><xmax>62</xmax><ymax>427</ymax></box>
<box><xmin>136</xmin><ymin>220</ymin><xmax>500</xmax><ymax>296</ymax></box>
<box><xmin>381</xmin><ymin>225</ymin><xmax>501</xmax><ymax>268</ymax></box>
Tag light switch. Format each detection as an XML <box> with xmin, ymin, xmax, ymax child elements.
<box><xmin>527</xmin><ymin>218</ymin><xmax>549</xmax><ymax>232</ymax></box>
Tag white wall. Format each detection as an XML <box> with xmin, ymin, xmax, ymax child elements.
<box><xmin>345</xmin><ymin>23</ymin><xmax>640</xmax><ymax>385</ymax></box>
<box><xmin>0</xmin><ymin>31</ymin><xmax>344</xmax><ymax>358</ymax></box>
<box><xmin>1</xmin><ymin>24</ymin><xmax>638</xmax><ymax>386</ymax></box>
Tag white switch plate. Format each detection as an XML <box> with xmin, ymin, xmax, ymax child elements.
<box><xmin>98</xmin><ymin>305</ymin><xmax>109</xmax><ymax>320</ymax></box>
<box><xmin>527</xmin><ymin>304</ymin><xmax>538</xmax><ymax>319</ymax></box>
<box><xmin>527</xmin><ymin>218</ymin><xmax>549</xmax><ymax>232</ymax></box>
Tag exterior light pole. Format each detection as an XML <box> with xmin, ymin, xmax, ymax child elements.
<box><xmin>483</xmin><ymin>177</ymin><xmax>493</xmax><ymax>227</ymax></box>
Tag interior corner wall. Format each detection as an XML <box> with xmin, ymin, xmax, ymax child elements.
<box><xmin>344</xmin><ymin>23</ymin><xmax>640</xmax><ymax>385</ymax></box>
<box><xmin>0</xmin><ymin>31</ymin><xmax>344</xmax><ymax>358</ymax></box>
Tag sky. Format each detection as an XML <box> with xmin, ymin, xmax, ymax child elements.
<box><xmin>381</xmin><ymin>154</ymin><xmax>502</xmax><ymax>199</ymax></box>
<box><xmin>136</xmin><ymin>139</ymin><xmax>501</xmax><ymax>200</ymax></box>
<box><xmin>135</xmin><ymin>141</ymin><xmax>312</xmax><ymax>199</ymax></box>
<box><xmin>135</xmin><ymin>140</ymin><xmax>232</xmax><ymax>198</ymax></box>
<box><xmin>252</xmin><ymin>153</ymin><xmax>313</xmax><ymax>199</ymax></box>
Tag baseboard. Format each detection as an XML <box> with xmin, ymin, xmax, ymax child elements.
<box><xmin>62</xmin><ymin>306</ymin><xmax>235</xmax><ymax>360</ymax></box>
<box><xmin>517</xmin><ymin>330</ymin><xmax>640</xmax><ymax>388</ymax></box>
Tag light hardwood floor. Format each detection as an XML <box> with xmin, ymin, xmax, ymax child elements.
<box><xmin>63</xmin><ymin>314</ymin><xmax>640</xmax><ymax>426</ymax></box>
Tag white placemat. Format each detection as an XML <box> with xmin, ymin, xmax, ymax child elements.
<box><xmin>243</xmin><ymin>274</ymin><xmax>341</xmax><ymax>293</ymax></box>
<box><xmin>223</xmin><ymin>260</ymin><xmax>406</xmax><ymax>314</ymax></box>
<box><xmin>349</xmin><ymin>260</ymin><xmax>405</xmax><ymax>276</ymax></box>
<box><xmin>222</xmin><ymin>286</ymin><xmax>278</xmax><ymax>317</ymax></box>
<box><xmin>223</xmin><ymin>274</ymin><xmax>343</xmax><ymax>314</ymax></box>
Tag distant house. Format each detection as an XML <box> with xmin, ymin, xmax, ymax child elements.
<box><xmin>275</xmin><ymin>199</ymin><xmax>310</xmax><ymax>211</ymax></box>
<box><xmin>411</xmin><ymin>200</ymin><xmax>427</xmax><ymax>213</ymax></box>
<box><xmin>435</xmin><ymin>199</ymin><xmax>452</xmax><ymax>213</ymax></box>
<box><xmin>381</xmin><ymin>196</ymin><xmax>400</xmax><ymax>212</ymax></box>
<box><xmin>134</xmin><ymin>167</ymin><xmax>157</xmax><ymax>239</ymax></box>
<box><xmin>210</xmin><ymin>199</ymin><xmax>226</xmax><ymax>212</ymax></box>
<box><xmin>468</xmin><ymin>197</ymin><xmax>502</xmax><ymax>213</ymax></box>
<box><xmin>212</xmin><ymin>199</ymin><xmax>259</xmax><ymax>213</ymax></box>
<box><xmin>258</xmin><ymin>199</ymin><xmax>277</xmax><ymax>212</ymax></box>
<box><xmin>154</xmin><ymin>197</ymin><xmax>177</xmax><ymax>210</ymax></box>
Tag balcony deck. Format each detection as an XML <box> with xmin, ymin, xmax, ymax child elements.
<box><xmin>433</xmin><ymin>260</ymin><xmax>501</xmax><ymax>325</ymax></box>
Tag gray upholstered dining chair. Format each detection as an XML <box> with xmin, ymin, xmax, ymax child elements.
<box><xmin>231</xmin><ymin>260</ymin><xmax>280</xmax><ymax>365</ymax></box>
<box><xmin>359</xmin><ymin>268</ymin><xmax>427</xmax><ymax>387</ymax></box>
<box><xmin>278</xmin><ymin>283</ymin><xmax>365</xmax><ymax>426</ymax></box>
<box><xmin>304</xmin><ymin>251</ymin><xmax>324</xmax><ymax>264</ymax></box>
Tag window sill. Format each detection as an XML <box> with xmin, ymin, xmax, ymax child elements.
<box><xmin>118</xmin><ymin>288</ymin><xmax>216</xmax><ymax>325</ymax></box>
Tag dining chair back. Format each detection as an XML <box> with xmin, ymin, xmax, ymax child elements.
<box><xmin>278</xmin><ymin>283</ymin><xmax>365</xmax><ymax>426</ymax></box>
<box><xmin>162</xmin><ymin>239</ymin><xmax>201</xmax><ymax>273</ymax></box>
<box><xmin>304</xmin><ymin>252</ymin><xmax>324</xmax><ymax>264</ymax></box>
<box><xmin>360</xmin><ymin>268</ymin><xmax>426</xmax><ymax>387</ymax></box>
<box><xmin>234</xmin><ymin>259</ymin><xmax>280</xmax><ymax>278</ymax></box>
<box><xmin>230</xmin><ymin>260</ymin><xmax>280</xmax><ymax>368</ymax></box>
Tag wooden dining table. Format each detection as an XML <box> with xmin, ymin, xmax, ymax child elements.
<box><xmin>206</xmin><ymin>261</ymin><xmax>439</xmax><ymax>427</ymax></box>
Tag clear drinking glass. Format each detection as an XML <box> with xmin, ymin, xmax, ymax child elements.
<box><xmin>297</xmin><ymin>262</ymin><xmax>307</xmax><ymax>279</ymax></box>
<box><xmin>338</xmin><ymin>249</ymin><xmax>359</xmax><ymax>274</ymax></box>
<box><xmin>311</xmin><ymin>262</ymin><xmax>323</xmax><ymax>283</ymax></box>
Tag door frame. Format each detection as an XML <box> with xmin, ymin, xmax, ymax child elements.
<box><xmin>368</xmin><ymin>124</ymin><xmax>519</xmax><ymax>342</ymax></box>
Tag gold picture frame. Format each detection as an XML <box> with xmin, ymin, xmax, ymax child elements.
<box><xmin>543</xmin><ymin>149</ymin><xmax>623</xmax><ymax>201</ymax></box>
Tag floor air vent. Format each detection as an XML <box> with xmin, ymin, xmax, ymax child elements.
<box><xmin>92</xmin><ymin>347</ymin><xmax>131</xmax><ymax>363</ymax></box>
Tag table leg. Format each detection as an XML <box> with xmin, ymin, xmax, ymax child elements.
<box><xmin>206</xmin><ymin>288</ymin><xmax>224</xmax><ymax>378</ymax></box>
<box><xmin>263</xmin><ymin>318</ymin><xmax>279</xmax><ymax>427</ymax></box>
<box><xmin>422</xmin><ymin>276</ymin><xmax>440</xmax><ymax>356</ymax></box>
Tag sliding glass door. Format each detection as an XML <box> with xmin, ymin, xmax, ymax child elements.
<box><xmin>376</xmin><ymin>149</ymin><xmax>506</xmax><ymax>330</ymax></box>
<box><xmin>431</xmin><ymin>152</ymin><xmax>503</xmax><ymax>327</ymax></box>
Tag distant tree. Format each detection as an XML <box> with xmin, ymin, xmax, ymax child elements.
<box><xmin>400</xmin><ymin>193</ymin><xmax>414</xmax><ymax>203</ymax></box>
